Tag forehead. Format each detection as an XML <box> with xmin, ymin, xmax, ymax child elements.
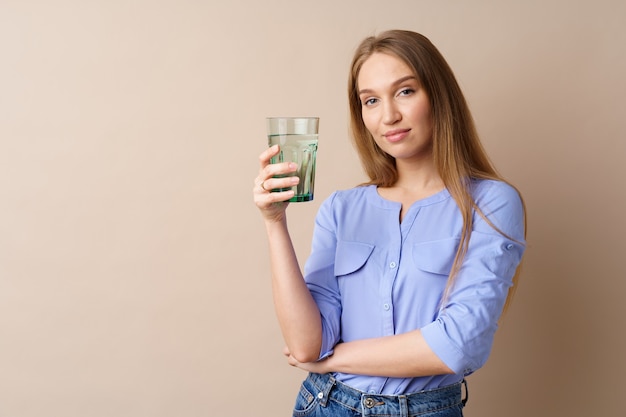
<box><xmin>357</xmin><ymin>52</ymin><xmax>415</xmax><ymax>90</ymax></box>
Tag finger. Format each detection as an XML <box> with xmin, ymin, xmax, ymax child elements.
<box><xmin>287</xmin><ymin>355</ymin><xmax>299</xmax><ymax>367</ymax></box>
<box><xmin>260</xmin><ymin>175</ymin><xmax>299</xmax><ymax>193</ymax></box>
<box><xmin>262</xmin><ymin>162</ymin><xmax>298</xmax><ymax>181</ymax></box>
<box><xmin>258</xmin><ymin>144</ymin><xmax>280</xmax><ymax>168</ymax></box>
<box><xmin>254</xmin><ymin>177</ymin><xmax>265</xmax><ymax>190</ymax></box>
<box><xmin>253</xmin><ymin>188</ymin><xmax>295</xmax><ymax>212</ymax></box>
<box><xmin>259</xmin><ymin>190</ymin><xmax>295</xmax><ymax>206</ymax></box>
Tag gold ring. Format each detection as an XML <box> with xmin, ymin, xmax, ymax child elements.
<box><xmin>260</xmin><ymin>180</ymin><xmax>268</xmax><ymax>191</ymax></box>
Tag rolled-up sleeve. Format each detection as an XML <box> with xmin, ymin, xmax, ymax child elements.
<box><xmin>303</xmin><ymin>193</ymin><xmax>342</xmax><ymax>360</ymax></box>
<box><xmin>420</xmin><ymin>182</ymin><xmax>526</xmax><ymax>375</ymax></box>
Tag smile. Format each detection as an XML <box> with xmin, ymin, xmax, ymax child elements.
<box><xmin>383</xmin><ymin>129</ymin><xmax>411</xmax><ymax>142</ymax></box>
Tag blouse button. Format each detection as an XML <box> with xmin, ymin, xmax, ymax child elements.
<box><xmin>383</xmin><ymin>303</ymin><xmax>390</xmax><ymax>311</ymax></box>
<box><xmin>505</xmin><ymin>243</ymin><xmax>514</xmax><ymax>250</ymax></box>
<box><xmin>389</xmin><ymin>261</ymin><xmax>397</xmax><ymax>268</ymax></box>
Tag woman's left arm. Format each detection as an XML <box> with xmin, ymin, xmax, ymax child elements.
<box><xmin>285</xmin><ymin>329</ymin><xmax>454</xmax><ymax>377</ymax></box>
<box><xmin>287</xmin><ymin>181</ymin><xmax>526</xmax><ymax>378</ymax></box>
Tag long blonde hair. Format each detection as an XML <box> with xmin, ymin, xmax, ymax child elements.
<box><xmin>348</xmin><ymin>30</ymin><xmax>526</xmax><ymax>312</ymax></box>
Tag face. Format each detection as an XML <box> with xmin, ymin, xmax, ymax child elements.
<box><xmin>357</xmin><ymin>52</ymin><xmax>433</xmax><ymax>164</ymax></box>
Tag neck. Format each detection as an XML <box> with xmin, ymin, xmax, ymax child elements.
<box><xmin>393</xmin><ymin>158</ymin><xmax>443</xmax><ymax>193</ymax></box>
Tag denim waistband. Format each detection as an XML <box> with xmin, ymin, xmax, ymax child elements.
<box><xmin>305</xmin><ymin>372</ymin><xmax>467</xmax><ymax>416</ymax></box>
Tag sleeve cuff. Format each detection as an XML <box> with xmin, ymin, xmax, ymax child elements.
<box><xmin>318</xmin><ymin>349</ymin><xmax>334</xmax><ymax>361</ymax></box>
<box><xmin>421</xmin><ymin>321</ymin><xmax>473</xmax><ymax>375</ymax></box>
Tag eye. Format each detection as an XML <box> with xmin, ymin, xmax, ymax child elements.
<box><xmin>362</xmin><ymin>97</ymin><xmax>379</xmax><ymax>106</ymax></box>
<box><xmin>398</xmin><ymin>88</ymin><xmax>415</xmax><ymax>97</ymax></box>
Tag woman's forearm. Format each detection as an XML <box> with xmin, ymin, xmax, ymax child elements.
<box><xmin>320</xmin><ymin>330</ymin><xmax>454</xmax><ymax>378</ymax></box>
<box><xmin>265</xmin><ymin>218</ymin><xmax>322</xmax><ymax>363</ymax></box>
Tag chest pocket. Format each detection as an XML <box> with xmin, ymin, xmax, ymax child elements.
<box><xmin>412</xmin><ymin>238</ymin><xmax>460</xmax><ymax>276</ymax></box>
<box><xmin>334</xmin><ymin>241</ymin><xmax>375</xmax><ymax>277</ymax></box>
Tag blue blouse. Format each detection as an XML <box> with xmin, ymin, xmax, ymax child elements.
<box><xmin>303</xmin><ymin>180</ymin><xmax>526</xmax><ymax>394</ymax></box>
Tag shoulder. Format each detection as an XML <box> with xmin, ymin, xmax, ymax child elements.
<box><xmin>315</xmin><ymin>185</ymin><xmax>378</xmax><ymax>228</ymax></box>
<box><xmin>331</xmin><ymin>185</ymin><xmax>374</xmax><ymax>201</ymax></box>
<box><xmin>320</xmin><ymin>185</ymin><xmax>375</xmax><ymax>210</ymax></box>
<box><xmin>471</xmin><ymin>179</ymin><xmax>526</xmax><ymax>238</ymax></box>
<box><xmin>472</xmin><ymin>179</ymin><xmax>523</xmax><ymax>211</ymax></box>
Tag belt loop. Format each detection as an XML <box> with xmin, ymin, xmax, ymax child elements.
<box><xmin>317</xmin><ymin>374</ymin><xmax>335</xmax><ymax>407</ymax></box>
<box><xmin>461</xmin><ymin>378</ymin><xmax>469</xmax><ymax>407</ymax></box>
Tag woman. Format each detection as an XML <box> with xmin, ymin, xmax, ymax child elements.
<box><xmin>253</xmin><ymin>30</ymin><xmax>526</xmax><ymax>417</ymax></box>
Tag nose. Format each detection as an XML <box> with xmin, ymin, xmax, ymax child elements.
<box><xmin>382</xmin><ymin>101</ymin><xmax>401</xmax><ymax>125</ymax></box>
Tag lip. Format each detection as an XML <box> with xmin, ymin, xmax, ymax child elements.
<box><xmin>383</xmin><ymin>128</ymin><xmax>410</xmax><ymax>143</ymax></box>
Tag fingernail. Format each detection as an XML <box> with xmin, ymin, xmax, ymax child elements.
<box><xmin>288</xmin><ymin>163</ymin><xmax>297</xmax><ymax>171</ymax></box>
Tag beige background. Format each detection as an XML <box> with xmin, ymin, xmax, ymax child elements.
<box><xmin>1</xmin><ymin>0</ymin><xmax>624</xmax><ymax>416</ymax></box>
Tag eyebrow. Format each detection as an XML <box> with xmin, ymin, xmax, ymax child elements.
<box><xmin>358</xmin><ymin>75</ymin><xmax>418</xmax><ymax>95</ymax></box>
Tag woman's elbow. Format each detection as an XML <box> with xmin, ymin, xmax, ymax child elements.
<box><xmin>289</xmin><ymin>343</ymin><xmax>322</xmax><ymax>364</ymax></box>
<box><xmin>291</xmin><ymin>349</ymin><xmax>321</xmax><ymax>364</ymax></box>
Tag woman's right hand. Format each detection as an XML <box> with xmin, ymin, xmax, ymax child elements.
<box><xmin>253</xmin><ymin>145</ymin><xmax>300</xmax><ymax>223</ymax></box>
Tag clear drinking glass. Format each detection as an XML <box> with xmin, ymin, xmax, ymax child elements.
<box><xmin>266</xmin><ymin>117</ymin><xmax>319</xmax><ymax>202</ymax></box>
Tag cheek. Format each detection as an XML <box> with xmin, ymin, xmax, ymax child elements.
<box><xmin>361</xmin><ymin>112</ymin><xmax>377</xmax><ymax>135</ymax></box>
<box><xmin>418</xmin><ymin>101</ymin><xmax>433</xmax><ymax>125</ymax></box>
<box><xmin>409</xmin><ymin>106</ymin><xmax>433</xmax><ymax>135</ymax></box>
<box><xmin>421</xmin><ymin>110</ymin><xmax>433</xmax><ymax>132</ymax></box>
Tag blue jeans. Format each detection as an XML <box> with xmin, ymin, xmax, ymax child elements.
<box><xmin>293</xmin><ymin>373</ymin><xmax>467</xmax><ymax>417</ymax></box>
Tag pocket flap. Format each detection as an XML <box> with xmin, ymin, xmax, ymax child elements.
<box><xmin>334</xmin><ymin>241</ymin><xmax>375</xmax><ymax>276</ymax></box>
<box><xmin>412</xmin><ymin>238</ymin><xmax>460</xmax><ymax>275</ymax></box>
